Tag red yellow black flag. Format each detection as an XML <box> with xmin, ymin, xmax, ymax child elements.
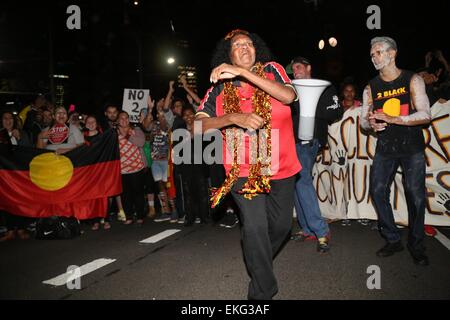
<box><xmin>0</xmin><ymin>129</ymin><xmax>122</xmax><ymax>219</ymax></box>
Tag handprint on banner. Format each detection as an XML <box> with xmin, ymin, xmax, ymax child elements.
<box><xmin>333</xmin><ymin>149</ymin><xmax>347</xmax><ymax>166</ymax></box>
<box><xmin>437</xmin><ymin>193</ymin><xmax>450</xmax><ymax>216</ymax></box>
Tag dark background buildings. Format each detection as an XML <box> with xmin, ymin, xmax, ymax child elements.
<box><xmin>0</xmin><ymin>0</ymin><xmax>448</xmax><ymax>114</ymax></box>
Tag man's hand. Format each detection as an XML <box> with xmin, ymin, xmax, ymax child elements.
<box><xmin>210</xmin><ymin>63</ymin><xmax>242</xmax><ymax>83</ymax></box>
<box><xmin>169</xmin><ymin>80</ymin><xmax>175</xmax><ymax>92</ymax></box>
<box><xmin>368</xmin><ymin>112</ymin><xmax>388</xmax><ymax>131</ymax></box>
<box><xmin>370</xmin><ymin>111</ymin><xmax>398</xmax><ymax>124</ymax></box>
<box><xmin>230</xmin><ymin>113</ymin><xmax>264</xmax><ymax>131</ymax></box>
<box><xmin>10</xmin><ymin>129</ymin><xmax>21</xmax><ymax>140</ymax></box>
<box><xmin>139</xmin><ymin>111</ymin><xmax>145</xmax><ymax>124</ymax></box>
<box><xmin>147</xmin><ymin>95</ymin><xmax>155</xmax><ymax>110</ymax></box>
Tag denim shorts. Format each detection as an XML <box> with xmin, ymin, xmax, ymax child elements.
<box><xmin>151</xmin><ymin>160</ymin><xmax>168</xmax><ymax>182</ymax></box>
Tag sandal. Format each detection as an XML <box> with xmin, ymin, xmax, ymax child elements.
<box><xmin>103</xmin><ymin>222</ymin><xmax>111</xmax><ymax>230</ymax></box>
<box><xmin>123</xmin><ymin>219</ymin><xmax>133</xmax><ymax>225</ymax></box>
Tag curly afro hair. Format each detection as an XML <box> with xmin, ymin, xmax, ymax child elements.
<box><xmin>210</xmin><ymin>30</ymin><xmax>273</xmax><ymax>68</ymax></box>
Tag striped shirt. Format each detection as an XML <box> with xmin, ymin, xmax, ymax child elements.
<box><xmin>119</xmin><ymin>134</ymin><xmax>145</xmax><ymax>174</ymax></box>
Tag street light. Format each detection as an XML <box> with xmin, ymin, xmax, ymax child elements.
<box><xmin>318</xmin><ymin>37</ymin><xmax>337</xmax><ymax>50</ymax></box>
<box><xmin>167</xmin><ymin>57</ymin><xmax>175</xmax><ymax>64</ymax></box>
<box><xmin>328</xmin><ymin>37</ymin><xmax>338</xmax><ymax>47</ymax></box>
<box><xmin>318</xmin><ymin>39</ymin><xmax>325</xmax><ymax>50</ymax></box>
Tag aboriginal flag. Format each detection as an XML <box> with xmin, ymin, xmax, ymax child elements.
<box><xmin>0</xmin><ymin>129</ymin><xmax>122</xmax><ymax>219</ymax></box>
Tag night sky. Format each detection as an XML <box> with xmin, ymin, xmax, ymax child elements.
<box><xmin>0</xmin><ymin>0</ymin><xmax>448</xmax><ymax>114</ymax></box>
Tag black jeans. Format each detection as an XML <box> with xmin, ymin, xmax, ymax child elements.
<box><xmin>173</xmin><ymin>165</ymin><xmax>185</xmax><ymax>219</ymax></box>
<box><xmin>181</xmin><ymin>165</ymin><xmax>209</xmax><ymax>223</ymax></box>
<box><xmin>121</xmin><ymin>170</ymin><xmax>146</xmax><ymax>220</ymax></box>
<box><xmin>231</xmin><ymin>176</ymin><xmax>295</xmax><ymax>300</ymax></box>
<box><xmin>370</xmin><ymin>151</ymin><xmax>426</xmax><ymax>253</ymax></box>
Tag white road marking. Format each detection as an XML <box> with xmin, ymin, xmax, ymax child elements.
<box><xmin>140</xmin><ymin>229</ymin><xmax>181</xmax><ymax>244</ymax></box>
<box><xmin>42</xmin><ymin>258</ymin><xmax>116</xmax><ymax>286</ymax></box>
<box><xmin>435</xmin><ymin>229</ymin><xmax>450</xmax><ymax>251</ymax></box>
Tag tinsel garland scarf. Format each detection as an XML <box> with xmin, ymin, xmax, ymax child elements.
<box><xmin>210</xmin><ymin>62</ymin><xmax>272</xmax><ymax>208</ymax></box>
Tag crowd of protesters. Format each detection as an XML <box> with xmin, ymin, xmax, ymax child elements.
<box><xmin>0</xmin><ymin>44</ymin><xmax>449</xmax><ymax>244</ymax></box>
<box><xmin>0</xmin><ymin>77</ymin><xmax>235</xmax><ymax>241</ymax></box>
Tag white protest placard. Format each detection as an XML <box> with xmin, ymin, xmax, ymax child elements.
<box><xmin>122</xmin><ymin>89</ymin><xmax>149</xmax><ymax>123</ymax></box>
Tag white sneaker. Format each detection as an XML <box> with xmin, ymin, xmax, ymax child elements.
<box><xmin>195</xmin><ymin>218</ymin><xmax>201</xmax><ymax>224</ymax></box>
<box><xmin>177</xmin><ymin>217</ymin><xmax>186</xmax><ymax>224</ymax></box>
<box><xmin>358</xmin><ymin>219</ymin><xmax>370</xmax><ymax>226</ymax></box>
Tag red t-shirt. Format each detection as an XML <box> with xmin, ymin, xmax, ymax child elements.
<box><xmin>196</xmin><ymin>62</ymin><xmax>301</xmax><ymax>180</ymax></box>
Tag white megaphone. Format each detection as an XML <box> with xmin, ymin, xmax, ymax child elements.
<box><xmin>292</xmin><ymin>79</ymin><xmax>331</xmax><ymax>140</ymax></box>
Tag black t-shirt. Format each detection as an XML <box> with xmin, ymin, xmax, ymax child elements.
<box><xmin>291</xmin><ymin>85</ymin><xmax>343</xmax><ymax>147</ymax></box>
<box><xmin>369</xmin><ymin>70</ymin><xmax>425</xmax><ymax>156</ymax></box>
<box><xmin>172</xmin><ymin>115</ymin><xmax>186</xmax><ymax>131</ymax></box>
<box><xmin>84</xmin><ymin>131</ymin><xmax>101</xmax><ymax>145</ymax></box>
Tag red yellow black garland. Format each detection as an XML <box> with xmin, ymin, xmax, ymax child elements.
<box><xmin>210</xmin><ymin>62</ymin><xmax>272</xmax><ymax>208</ymax></box>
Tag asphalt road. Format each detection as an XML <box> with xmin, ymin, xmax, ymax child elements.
<box><xmin>1</xmin><ymin>217</ymin><xmax>450</xmax><ymax>301</ymax></box>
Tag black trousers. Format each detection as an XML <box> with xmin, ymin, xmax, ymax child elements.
<box><xmin>121</xmin><ymin>170</ymin><xmax>146</xmax><ymax>220</ymax></box>
<box><xmin>231</xmin><ymin>176</ymin><xmax>295</xmax><ymax>300</ymax></box>
<box><xmin>173</xmin><ymin>165</ymin><xmax>185</xmax><ymax>219</ymax></box>
<box><xmin>370</xmin><ymin>151</ymin><xmax>426</xmax><ymax>254</ymax></box>
<box><xmin>181</xmin><ymin>165</ymin><xmax>209</xmax><ymax>223</ymax></box>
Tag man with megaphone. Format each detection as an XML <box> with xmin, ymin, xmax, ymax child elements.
<box><xmin>287</xmin><ymin>56</ymin><xmax>343</xmax><ymax>254</ymax></box>
<box><xmin>360</xmin><ymin>37</ymin><xmax>431</xmax><ymax>266</ymax></box>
